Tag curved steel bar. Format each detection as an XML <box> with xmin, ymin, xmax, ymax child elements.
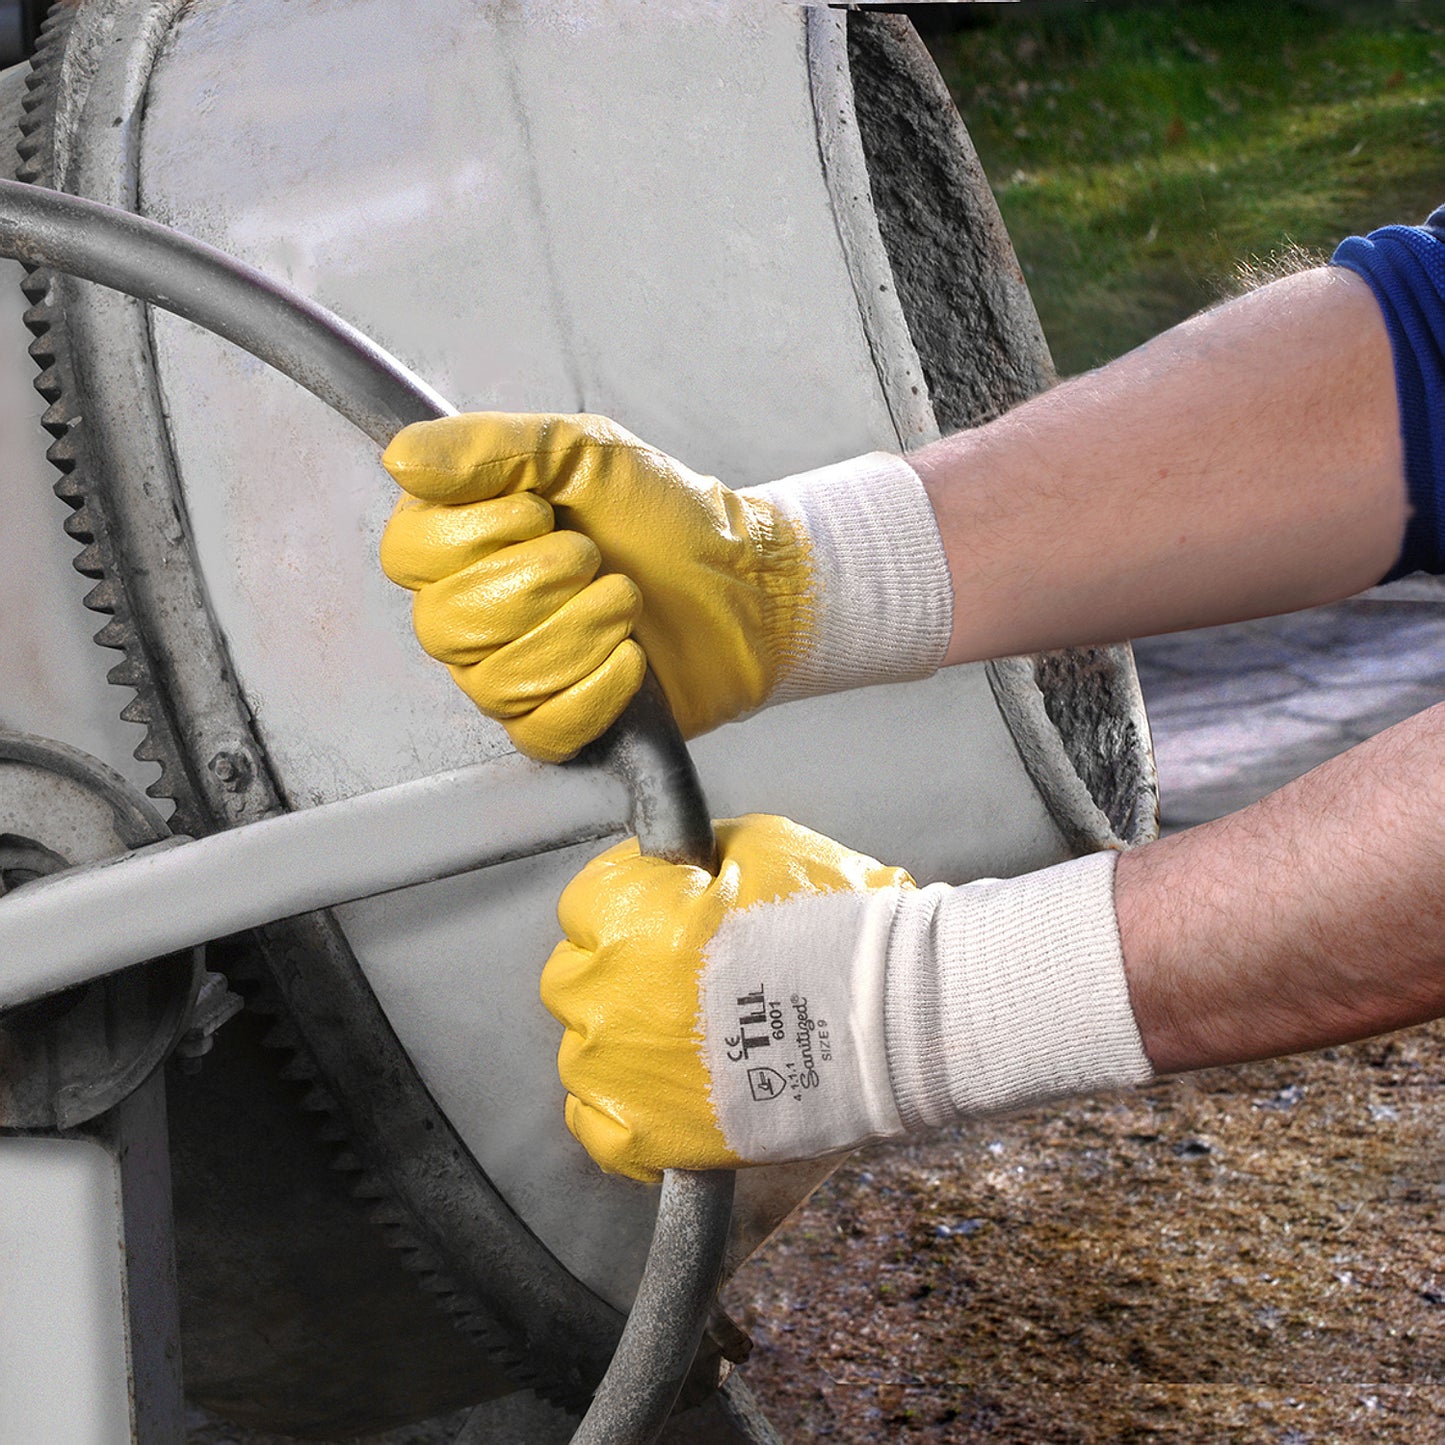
<box><xmin>0</xmin><ymin>178</ymin><xmax>451</xmax><ymax>444</ymax></box>
<box><xmin>573</xmin><ymin>1170</ymin><xmax>736</xmax><ymax>1445</ymax></box>
<box><xmin>0</xmin><ymin>176</ymin><xmax>726</xmax><ymax>1442</ymax></box>
<box><xmin>580</xmin><ymin>672</ymin><xmax>720</xmax><ymax>872</ymax></box>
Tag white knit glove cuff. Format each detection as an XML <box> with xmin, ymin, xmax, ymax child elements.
<box><xmin>884</xmin><ymin>851</ymin><xmax>1154</xmax><ymax>1129</ymax></box>
<box><xmin>741</xmin><ymin>452</ymin><xmax>954</xmax><ymax>703</ymax></box>
<box><xmin>696</xmin><ymin>886</ymin><xmax>906</xmax><ymax>1164</ymax></box>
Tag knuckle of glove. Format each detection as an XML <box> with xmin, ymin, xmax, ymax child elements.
<box><xmin>497</xmin><ymin>640</ymin><xmax>646</xmax><ymax>762</ymax></box>
<box><xmin>718</xmin><ymin>812</ymin><xmax>916</xmax><ymax>897</ymax></box>
<box><xmin>380</xmin><ymin>493</ymin><xmax>554</xmax><ymax>591</ymax></box>
<box><xmin>546</xmin><ymin>939</ymin><xmax>712</xmax><ymax>1182</ymax></box>
<box><xmin>410</xmin><ymin>531</ymin><xmax>602</xmax><ymax>664</ymax></box>
<box><xmin>565</xmin><ymin>1095</ymin><xmax>658</xmax><ymax>1182</ymax></box>
<box><xmin>382</xmin><ymin>414</ymin><xmax>557</xmax><ymax>505</ymax></box>
<box><xmin>540</xmin><ymin>939</ymin><xmax>594</xmax><ymax>1027</ymax></box>
<box><xmin>449</xmin><ymin>576</ymin><xmax>643</xmax><ymax>716</ymax></box>
<box><xmin>556</xmin><ymin>843</ymin><xmax>710</xmax><ymax>946</ymax></box>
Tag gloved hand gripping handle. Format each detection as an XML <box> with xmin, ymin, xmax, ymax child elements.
<box><xmin>0</xmin><ymin>176</ymin><xmax>731</xmax><ymax>1444</ymax></box>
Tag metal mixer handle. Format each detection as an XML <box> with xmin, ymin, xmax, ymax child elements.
<box><xmin>0</xmin><ymin>176</ymin><xmax>729</xmax><ymax>1444</ymax></box>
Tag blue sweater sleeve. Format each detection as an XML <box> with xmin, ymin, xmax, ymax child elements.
<box><xmin>1331</xmin><ymin>208</ymin><xmax>1445</xmax><ymax>580</ymax></box>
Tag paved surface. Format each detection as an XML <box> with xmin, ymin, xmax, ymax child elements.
<box><xmin>1131</xmin><ymin>582</ymin><xmax>1445</xmax><ymax>833</ymax></box>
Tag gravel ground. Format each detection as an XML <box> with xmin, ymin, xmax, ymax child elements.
<box><xmin>720</xmin><ymin>594</ymin><xmax>1445</xmax><ymax>1444</ymax></box>
<box><xmin>725</xmin><ymin>1033</ymin><xmax>1445</xmax><ymax>1443</ymax></box>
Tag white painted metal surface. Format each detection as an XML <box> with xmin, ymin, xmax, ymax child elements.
<box><xmin>0</xmin><ymin>1136</ymin><xmax>132</xmax><ymax>1444</ymax></box>
<box><xmin>0</xmin><ymin>0</ymin><xmax>1134</xmax><ymax>1347</ymax></box>
<box><xmin>121</xmin><ymin>0</ymin><xmax>1077</xmax><ymax>1310</ymax></box>
<box><xmin>138</xmin><ymin>0</ymin><xmax>910</xmax><ymax>800</ymax></box>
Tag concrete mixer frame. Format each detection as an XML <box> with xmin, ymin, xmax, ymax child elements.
<box><xmin>0</xmin><ymin>169</ymin><xmax>743</xmax><ymax>1440</ymax></box>
<box><xmin>0</xmin><ymin>4</ymin><xmax>1157</xmax><ymax>1441</ymax></box>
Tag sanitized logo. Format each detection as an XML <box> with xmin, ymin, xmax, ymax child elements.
<box><xmin>747</xmin><ymin>1067</ymin><xmax>786</xmax><ymax>1102</ymax></box>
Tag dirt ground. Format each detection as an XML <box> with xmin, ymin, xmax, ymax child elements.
<box><xmin>192</xmin><ymin>1017</ymin><xmax>1445</xmax><ymax>1445</ymax></box>
<box><xmin>724</xmin><ymin>1025</ymin><xmax>1445</xmax><ymax>1443</ymax></box>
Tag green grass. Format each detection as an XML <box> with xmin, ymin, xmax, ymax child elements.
<box><xmin>922</xmin><ymin>0</ymin><xmax>1445</xmax><ymax>373</ymax></box>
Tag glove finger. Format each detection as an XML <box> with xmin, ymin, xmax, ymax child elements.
<box><xmin>411</xmin><ymin>530</ymin><xmax>602</xmax><ymax>663</ymax></box>
<box><xmin>554</xmin><ymin>837</ymin><xmax>647</xmax><ymax>946</ymax></box>
<box><xmin>555</xmin><ymin>1025</ymin><xmax>595</xmax><ymax>1086</ymax></box>
<box><xmin>564</xmin><ymin>1092</ymin><xmax>659</xmax><ymax>1184</ymax></box>
<box><xmin>452</xmin><ymin>574</ymin><xmax>643</xmax><ymax>715</ymax></box>
<box><xmin>540</xmin><ymin>941</ymin><xmax>595</xmax><ymax>1026</ymax></box>
<box><xmin>380</xmin><ymin>492</ymin><xmax>554</xmax><ymax>590</ymax></box>
<box><xmin>501</xmin><ymin>638</ymin><xmax>647</xmax><ymax>763</ymax></box>
<box><xmin>382</xmin><ymin>413</ymin><xmax>627</xmax><ymax>506</ymax></box>
<box><xmin>553</xmin><ymin>840</ymin><xmax>714</xmax><ymax>949</ymax></box>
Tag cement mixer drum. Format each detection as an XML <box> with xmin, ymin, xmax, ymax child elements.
<box><xmin>0</xmin><ymin>1</ymin><xmax>1156</xmax><ymax>1434</ymax></box>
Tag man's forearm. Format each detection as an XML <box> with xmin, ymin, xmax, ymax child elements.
<box><xmin>1116</xmin><ymin>701</ymin><xmax>1445</xmax><ymax>1074</ymax></box>
<box><xmin>910</xmin><ymin>266</ymin><xmax>1408</xmax><ymax>665</ymax></box>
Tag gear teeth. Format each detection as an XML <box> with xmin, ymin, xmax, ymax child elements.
<box><xmin>389</xmin><ymin>1234</ymin><xmax>441</xmax><ymax>1275</ymax></box>
<box><xmin>41</xmin><ymin>398</ymin><xmax>74</xmax><ymax>435</ymax></box>
<box><xmin>13</xmin><ymin>4</ymin><xmax>197</xmax><ymax>839</ymax></box>
<box><xmin>261</xmin><ymin>1018</ymin><xmax>303</xmax><ymax>1054</ymax></box>
<box><xmin>277</xmin><ymin>1055</ymin><xmax>313</xmax><ymax>1083</ymax></box>
<box><xmin>83</xmin><ymin>577</ymin><xmax>120</xmax><ymax>613</ymax></box>
<box><xmin>365</xmin><ymin>1203</ymin><xmax>411</xmax><ymax>1228</ymax></box>
<box><xmin>63</xmin><ymin>506</ymin><xmax>94</xmax><ymax>542</ymax></box>
<box><xmin>250</xmin><ymin>995</ymin><xmax>548</xmax><ymax>1389</ymax></box>
<box><xmin>71</xmin><ymin>542</ymin><xmax>104</xmax><ymax>578</ymax></box>
<box><xmin>118</xmin><ymin>692</ymin><xmax>152</xmax><ymax>725</ymax></box>
<box><xmin>416</xmin><ymin>1272</ymin><xmax>454</xmax><ymax>1299</ymax></box>
<box><xmin>92</xmin><ymin>618</ymin><xmax>130</xmax><ymax>650</ymax></box>
<box><xmin>300</xmin><ymin>1083</ymin><xmax>337</xmax><ymax>1115</ymax></box>
<box><xmin>133</xmin><ymin>730</ymin><xmax>173</xmax><ymax>764</ymax></box>
<box><xmin>47</xmin><ymin>434</ymin><xmax>79</xmax><ymax>474</ymax></box>
<box><xmin>33</xmin><ymin>362</ymin><xmax>62</xmax><ymax>401</ymax></box>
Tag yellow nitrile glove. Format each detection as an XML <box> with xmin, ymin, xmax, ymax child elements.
<box><xmin>541</xmin><ymin>816</ymin><xmax>1156</xmax><ymax>1185</ymax></box>
<box><xmin>381</xmin><ymin>412</ymin><xmax>955</xmax><ymax>762</ymax></box>
<box><xmin>381</xmin><ymin>413</ymin><xmax>810</xmax><ymax>762</ymax></box>
<box><xmin>539</xmin><ymin>813</ymin><xmax>917</xmax><ymax>1182</ymax></box>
